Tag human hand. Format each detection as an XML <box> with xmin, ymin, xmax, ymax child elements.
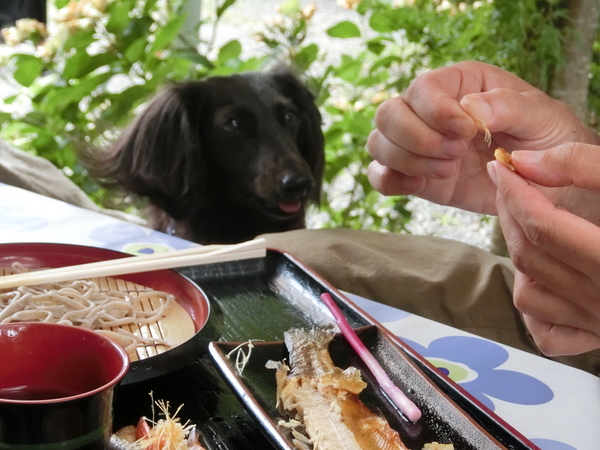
<box><xmin>488</xmin><ymin>143</ymin><xmax>600</xmax><ymax>356</ymax></box>
<box><xmin>367</xmin><ymin>60</ymin><xmax>597</xmax><ymax>215</ymax></box>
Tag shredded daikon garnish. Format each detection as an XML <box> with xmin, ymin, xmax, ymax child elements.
<box><xmin>226</xmin><ymin>339</ymin><xmax>264</xmax><ymax>376</ymax></box>
<box><xmin>135</xmin><ymin>399</ymin><xmax>194</xmax><ymax>450</ymax></box>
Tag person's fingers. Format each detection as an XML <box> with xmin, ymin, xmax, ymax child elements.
<box><xmin>366</xmin><ymin>161</ymin><xmax>426</xmax><ymax>196</ymax></box>
<box><xmin>460</xmin><ymin>88</ymin><xmax>573</xmax><ymax>149</ymax></box>
<box><xmin>513</xmin><ymin>271</ymin><xmax>600</xmax><ymax>335</ymax></box>
<box><xmin>497</xmin><ymin>195</ymin><xmax>600</xmax><ymax>318</ymax></box>
<box><xmin>511</xmin><ymin>143</ymin><xmax>600</xmax><ymax>191</ymax></box>
<box><xmin>523</xmin><ymin>314</ymin><xmax>600</xmax><ymax>357</ymax></box>
<box><xmin>488</xmin><ymin>160</ymin><xmax>600</xmax><ymax>282</ymax></box>
<box><xmin>403</xmin><ymin>61</ymin><xmax>533</xmax><ymax>141</ymax></box>
<box><xmin>367</xmin><ymin>130</ymin><xmax>458</xmax><ymax>179</ymax></box>
<box><xmin>372</xmin><ymin>97</ymin><xmax>469</xmax><ymax>159</ymax></box>
<box><xmin>402</xmin><ymin>74</ymin><xmax>476</xmax><ymax>141</ymax></box>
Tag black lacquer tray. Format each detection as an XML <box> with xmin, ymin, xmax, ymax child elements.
<box><xmin>113</xmin><ymin>249</ymin><xmax>539</xmax><ymax>450</ymax></box>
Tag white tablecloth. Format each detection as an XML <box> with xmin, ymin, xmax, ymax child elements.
<box><xmin>1</xmin><ymin>182</ymin><xmax>598</xmax><ymax>450</ymax></box>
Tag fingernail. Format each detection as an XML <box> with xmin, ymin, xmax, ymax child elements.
<box><xmin>460</xmin><ymin>95</ymin><xmax>492</xmax><ymax>124</ymax></box>
<box><xmin>487</xmin><ymin>161</ymin><xmax>498</xmax><ymax>185</ymax></box>
<box><xmin>512</xmin><ymin>150</ymin><xmax>542</xmax><ymax>165</ymax></box>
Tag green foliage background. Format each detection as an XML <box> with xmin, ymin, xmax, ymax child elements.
<box><xmin>0</xmin><ymin>0</ymin><xmax>595</xmax><ymax>231</ymax></box>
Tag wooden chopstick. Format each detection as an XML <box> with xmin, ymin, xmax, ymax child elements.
<box><xmin>0</xmin><ymin>238</ymin><xmax>266</xmax><ymax>290</ymax></box>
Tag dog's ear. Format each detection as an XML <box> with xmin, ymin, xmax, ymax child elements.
<box><xmin>110</xmin><ymin>85</ymin><xmax>207</xmax><ymax>217</ymax></box>
<box><xmin>270</xmin><ymin>67</ymin><xmax>325</xmax><ymax>204</ymax></box>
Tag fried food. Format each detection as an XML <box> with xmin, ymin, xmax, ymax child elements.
<box><xmin>494</xmin><ymin>148</ymin><xmax>515</xmax><ymax>171</ymax></box>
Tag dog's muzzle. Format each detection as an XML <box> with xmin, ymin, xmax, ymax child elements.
<box><xmin>279</xmin><ymin>173</ymin><xmax>314</xmax><ymax>200</ymax></box>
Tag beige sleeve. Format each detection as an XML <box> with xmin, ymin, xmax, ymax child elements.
<box><xmin>0</xmin><ymin>140</ymin><xmax>99</xmax><ymax>210</ymax></box>
<box><xmin>0</xmin><ymin>140</ymin><xmax>145</xmax><ymax>225</ymax></box>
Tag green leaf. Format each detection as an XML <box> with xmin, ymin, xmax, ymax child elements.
<box><xmin>102</xmin><ymin>85</ymin><xmax>152</xmax><ymax>124</ymax></box>
<box><xmin>55</xmin><ymin>0</ymin><xmax>70</xmax><ymax>8</ymax></box>
<box><xmin>29</xmin><ymin>73</ymin><xmax>64</xmax><ymax>102</ymax></box>
<box><xmin>348</xmin><ymin>112</ymin><xmax>373</xmax><ymax>136</ymax></box>
<box><xmin>177</xmin><ymin>51</ymin><xmax>214</xmax><ymax>68</ymax></box>
<box><xmin>62</xmin><ymin>50</ymin><xmax>91</xmax><ymax>80</ymax></box>
<box><xmin>150</xmin><ymin>15</ymin><xmax>187</xmax><ymax>53</ymax></box>
<box><xmin>294</xmin><ymin>44</ymin><xmax>319</xmax><ymax>71</ymax></box>
<box><xmin>63</xmin><ymin>51</ymin><xmax>117</xmax><ymax>80</ymax></box>
<box><xmin>0</xmin><ymin>111</ymin><xmax>12</xmax><ymax>125</ymax></box>
<box><xmin>369</xmin><ymin>55</ymin><xmax>397</xmax><ymax>73</ymax></box>
<box><xmin>218</xmin><ymin>40</ymin><xmax>242</xmax><ymax>62</ymax></box>
<box><xmin>160</xmin><ymin>57</ymin><xmax>194</xmax><ymax>80</ymax></box>
<box><xmin>124</xmin><ymin>38</ymin><xmax>148</xmax><ymax>63</ymax></box>
<box><xmin>356</xmin><ymin>0</ymin><xmax>371</xmax><ymax>15</ymax></box>
<box><xmin>366</xmin><ymin>40</ymin><xmax>386</xmax><ymax>55</ymax></box>
<box><xmin>1</xmin><ymin>94</ymin><xmax>17</xmax><ymax>105</ymax></box>
<box><xmin>121</xmin><ymin>16</ymin><xmax>153</xmax><ymax>48</ymax></box>
<box><xmin>327</xmin><ymin>21</ymin><xmax>361</xmax><ymax>39</ymax></box>
<box><xmin>231</xmin><ymin>56</ymin><xmax>265</xmax><ymax>73</ymax></box>
<box><xmin>217</xmin><ymin>0</ymin><xmax>237</xmax><ymax>18</ymax></box>
<box><xmin>30</xmin><ymin>128</ymin><xmax>56</xmax><ymax>149</ymax></box>
<box><xmin>278</xmin><ymin>0</ymin><xmax>301</xmax><ymax>16</ymax></box>
<box><xmin>63</xmin><ymin>29</ymin><xmax>95</xmax><ymax>51</ymax></box>
<box><xmin>334</xmin><ymin>55</ymin><xmax>362</xmax><ymax>81</ymax></box>
<box><xmin>12</xmin><ymin>54</ymin><xmax>44</xmax><ymax>87</ymax></box>
<box><xmin>369</xmin><ymin>12</ymin><xmax>396</xmax><ymax>33</ymax></box>
<box><xmin>144</xmin><ymin>0</ymin><xmax>159</xmax><ymax>13</ymax></box>
<box><xmin>42</xmin><ymin>72</ymin><xmax>112</xmax><ymax>115</ymax></box>
<box><xmin>118</xmin><ymin>84</ymin><xmax>152</xmax><ymax>104</ymax></box>
<box><xmin>106</xmin><ymin>0</ymin><xmax>133</xmax><ymax>34</ymax></box>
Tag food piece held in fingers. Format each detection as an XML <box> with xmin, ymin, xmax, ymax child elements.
<box><xmin>494</xmin><ymin>148</ymin><xmax>516</xmax><ymax>171</ymax></box>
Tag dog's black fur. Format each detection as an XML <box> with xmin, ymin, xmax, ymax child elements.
<box><xmin>91</xmin><ymin>67</ymin><xmax>324</xmax><ymax>244</ymax></box>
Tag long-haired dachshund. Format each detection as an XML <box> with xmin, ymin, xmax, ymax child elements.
<box><xmin>90</xmin><ymin>67</ymin><xmax>325</xmax><ymax>244</ymax></box>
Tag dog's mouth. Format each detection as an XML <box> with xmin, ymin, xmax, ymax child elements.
<box><xmin>258</xmin><ymin>199</ymin><xmax>305</xmax><ymax>220</ymax></box>
<box><xmin>278</xmin><ymin>201</ymin><xmax>303</xmax><ymax>214</ymax></box>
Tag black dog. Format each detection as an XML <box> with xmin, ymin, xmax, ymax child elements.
<box><xmin>92</xmin><ymin>67</ymin><xmax>324</xmax><ymax>244</ymax></box>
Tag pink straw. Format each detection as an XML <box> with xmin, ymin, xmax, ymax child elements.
<box><xmin>320</xmin><ymin>293</ymin><xmax>422</xmax><ymax>422</ymax></box>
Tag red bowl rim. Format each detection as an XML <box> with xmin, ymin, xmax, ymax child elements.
<box><xmin>0</xmin><ymin>322</ymin><xmax>130</xmax><ymax>404</ymax></box>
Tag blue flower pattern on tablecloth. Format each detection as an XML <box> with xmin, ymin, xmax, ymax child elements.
<box><xmin>0</xmin><ymin>204</ymin><xmax>49</xmax><ymax>232</ymax></box>
<box><xmin>88</xmin><ymin>223</ymin><xmax>196</xmax><ymax>255</ymax></box>
<box><xmin>402</xmin><ymin>335</ymin><xmax>554</xmax><ymax>411</ymax></box>
<box><xmin>530</xmin><ymin>439</ymin><xmax>576</xmax><ymax>450</ymax></box>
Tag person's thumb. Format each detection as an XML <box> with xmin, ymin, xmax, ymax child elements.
<box><xmin>511</xmin><ymin>143</ymin><xmax>600</xmax><ymax>191</ymax></box>
<box><xmin>459</xmin><ymin>88</ymin><xmax>565</xmax><ymax>147</ymax></box>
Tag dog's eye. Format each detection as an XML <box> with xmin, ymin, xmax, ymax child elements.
<box><xmin>283</xmin><ymin>111</ymin><xmax>298</xmax><ymax>125</ymax></box>
<box><xmin>223</xmin><ymin>118</ymin><xmax>240</xmax><ymax>134</ymax></box>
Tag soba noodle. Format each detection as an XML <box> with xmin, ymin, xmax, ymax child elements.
<box><xmin>0</xmin><ymin>262</ymin><xmax>177</xmax><ymax>355</ymax></box>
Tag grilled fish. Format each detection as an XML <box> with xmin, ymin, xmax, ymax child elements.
<box><xmin>266</xmin><ymin>325</ymin><xmax>409</xmax><ymax>450</ymax></box>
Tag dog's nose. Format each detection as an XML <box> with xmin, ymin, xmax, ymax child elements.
<box><xmin>279</xmin><ymin>173</ymin><xmax>314</xmax><ymax>199</ymax></box>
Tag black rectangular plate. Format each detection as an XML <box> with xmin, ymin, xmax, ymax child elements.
<box><xmin>113</xmin><ymin>250</ymin><xmax>538</xmax><ymax>450</ymax></box>
<box><xmin>210</xmin><ymin>325</ymin><xmax>508</xmax><ymax>449</ymax></box>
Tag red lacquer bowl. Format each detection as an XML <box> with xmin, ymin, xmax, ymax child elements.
<box><xmin>0</xmin><ymin>322</ymin><xmax>129</xmax><ymax>447</ymax></box>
